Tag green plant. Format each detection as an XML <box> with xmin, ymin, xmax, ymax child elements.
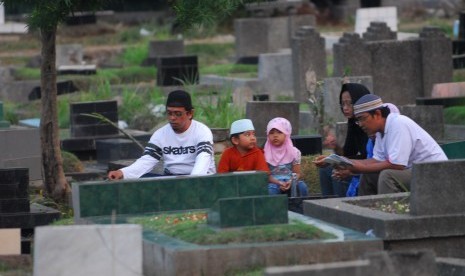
<box><xmin>119</xmin><ymin>44</ymin><xmax>148</xmax><ymax>66</ymax></box>
<box><xmin>444</xmin><ymin>106</ymin><xmax>465</xmax><ymax>125</ymax></box>
<box><xmin>201</xmin><ymin>63</ymin><xmax>257</xmax><ymax>77</ymax></box>
<box><xmin>62</xmin><ymin>151</ymin><xmax>83</xmax><ymax>173</ymax></box>
<box><xmin>185</xmin><ymin>43</ymin><xmax>235</xmax><ymax>66</ymax></box>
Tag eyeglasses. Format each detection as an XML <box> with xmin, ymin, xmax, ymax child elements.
<box><xmin>339</xmin><ymin>102</ymin><xmax>353</xmax><ymax>108</ymax></box>
<box><xmin>355</xmin><ymin>114</ymin><xmax>370</xmax><ymax>126</ymax></box>
<box><xmin>165</xmin><ymin>110</ymin><xmax>188</xmax><ymax>118</ymax></box>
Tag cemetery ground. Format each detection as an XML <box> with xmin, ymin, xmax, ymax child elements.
<box><xmin>1</xmin><ymin>11</ymin><xmax>465</xmax><ymax>275</ymax></box>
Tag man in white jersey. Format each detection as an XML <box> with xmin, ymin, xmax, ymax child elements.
<box><xmin>107</xmin><ymin>90</ymin><xmax>216</xmax><ymax>179</ymax></box>
<box><xmin>338</xmin><ymin>94</ymin><xmax>448</xmax><ymax>195</ymax></box>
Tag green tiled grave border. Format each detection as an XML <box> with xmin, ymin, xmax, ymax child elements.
<box><xmin>441</xmin><ymin>140</ymin><xmax>465</xmax><ymax>159</ymax></box>
<box><xmin>73</xmin><ymin>171</ymin><xmax>268</xmax><ymax>219</ymax></box>
<box><xmin>208</xmin><ymin>195</ymin><xmax>288</xmax><ymax>228</ymax></box>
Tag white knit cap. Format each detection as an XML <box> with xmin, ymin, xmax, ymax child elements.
<box><xmin>354</xmin><ymin>94</ymin><xmax>384</xmax><ymax>115</ymax></box>
<box><xmin>230</xmin><ymin>119</ymin><xmax>254</xmax><ymax>135</ymax></box>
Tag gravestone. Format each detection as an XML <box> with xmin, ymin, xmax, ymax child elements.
<box><xmin>355</xmin><ymin>6</ymin><xmax>397</xmax><ymax>35</ymax></box>
<box><xmin>65</xmin><ymin>12</ymin><xmax>97</xmax><ymax>25</ymax></box>
<box><xmin>56</xmin><ymin>44</ymin><xmax>96</xmax><ymax>75</ymax></box>
<box><xmin>399</xmin><ymin>105</ymin><xmax>444</xmax><ymax>141</ymax></box>
<box><xmin>0</xmin><ymin>3</ymin><xmax>27</xmax><ymax>34</ymax></box>
<box><xmin>28</xmin><ymin>80</ymin><xmax>79</xmax><ymax>100</ymax></box>
<box><xmin>34</xmin><ymin>225</ymin><xmax>143</xmax><ymax>276</ymax></box>
<box><xmin>432</xmin><ymin>82</ymin><xmax>465</xmax><ymax>98</ymax></box>
<box><xmin>333</xmin><ymin>33</ymin><xmax>371</xmax><ymax>77</ymax></box>
<box><xmin>420</xmin><ymin>27</ymin><xmax>454</xmax><ymax>98</ymax></box>
<box><xmin>245</xmin><ymin>101</ymin><xmax>299</xmax><ymax>142</ymax></box>
<box><xmin>0</xmin><ymin>128</ymin><xmax>41</xmax><ymax>180</ymax></box>
<box><xmin>0</xmin><ymin>168</ymin><xmax>60</xmax><ymax>254</ymax></box>
<box><xmin>96</xmin><ymin>138</ymin><xmax>144</xmax><ymax>164</ymax></box>
<box><xmin>156</xmin><ymin>55</ymin><xmax>199</xmax><ymax>86</ymax></box>
<box><xmin>291</xmin><ymin>135</ymin><xmax>322</xmax><ymax>155</ymax></box>
<box><xmin>292</xmin><ymin>26</ymin><xmax>326</xmax><ymax>102</ymax></box>
<box><xmin>0</xmin><ymin>3</ymin><xmax>4</xmax><ymax>25</ymax></box>
<box><xmin>258</xmin><ymin>51</ymin><xmax>293</xmax><ymax>99</ymax></box>
<box><xmin>362</xmin><ymin>21</ymin><xmax>397</xmax><ymax>41</ymax></box>
<box><xmin>142</xmin><ymin>40</ymin><xmax>184</xmax><ymax>66</ymax></box>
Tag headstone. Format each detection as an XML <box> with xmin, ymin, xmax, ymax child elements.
<box><xmin>420</xmin><ymin>26</ymin><xmax>453</xmax><ymax>98</ymax></box>
<box><xmin>291</xmin><ymin>135</ymin><xmax>322</xmax><ymax>155</ymax></box>
<box><xmin>69</xmin><ymin>100</ymin><xmax>119</xmax><ymax>138</ymax></box>
<box><xmin>355</xmin><ymin>7</ymin><xmax>397</xmax><ymax>35</ymax></box>
<box><xmin>333</xmin><ymin>33</ymin><xmax>371</xmax><ymax>77</ymax></box>
<box><xmin>410</xmin><ymin>160</ymin><xmax>465</xmax><ymax>216</ymax></box>
<box><xmin>56</xmin><ymin>44</ymin><xmax>83</xmax><ymax>67</ymax></box>
<box><xmin>0</xmin><ymin>229</ymin><xmax>20</xmax><ymax>255</ymax></box>
<box><xmin>142</xmin><ymin>40</ymin><xmax>184</xmax><ymax>66</ymax></box>
<box><xmin>246</xmin><ymin>101</ymin><xmax>300</xmax><ymax>142</ymax></box>
<box><xmin>432</xmin><ymin>82</ymin><xmax>465</xmax><ymax>98</ymax></box>
<box><xmin>258</xmin><ymin>51</ymin><xmax>294</xmax><ymax>99</ymax></box>
<box><xmin>34</xmin><ymin>225</ymin><xmax>143</xmax><ymax>276</ymax></box>
<box><xmin>362</xmin><ymin>21</ymin><xmax>397</xmax><ymax>41</ymax></box>
<box><xmin>0</xmin><ymin>3</ymin><xmax>4</xmax><ymax>25</ymax></box>
<box><xmin>292</xmin><ymin>26</ymin><xmax>326</xmax><ymax>102</ymax></box>
<box><xmin>0</xmin><ymin>129</ymin><xmax>42</xmax><ymax>180</ymax></box>
<box><xmin>28</xmin><ymin>80</ymin><xmax>79</xmax><ymax>100</ymax></box>
<box><xmin>368</xmin><ymin>39</ymin><xmax>422</xmax><ymax>105</ymax></box>
<box><xmin>96</xmin><ymin>138</ymin><xmax>144</xmax><ymax>164</ymax></box>
<box><xmin>156</xmin><ymin>55</ymin><xmax>199</xmax><ymax>86</ymax></box>
<box><xmin>65</xmin><ymin>12</ymin><xmax>97</xmax><ymax>25</ymax></box>
<box><xmin>399</xmin><ymin>105</ymin><xmax>444</xmax><ymax>141</ymax></box>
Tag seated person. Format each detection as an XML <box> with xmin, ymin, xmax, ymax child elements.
<box><xmin>264</xmin><ymin>117</ymin><xmax>309</xmax><ymax>197</ymax></box>
<box><xmin>217</xmin><ymin>119</ymin><xmax>269</xmax><ymax>173</ymax></box>
<box><xmin>107</xmin><ymin>90</ymin><xmax>216</xmax><ymax>180</ymax></box>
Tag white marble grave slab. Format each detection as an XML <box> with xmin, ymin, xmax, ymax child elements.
<box><xmin>355</xmin><ymin>7</ymin><xmax>397</xmax><ymax>35</ymax></box>
<box><xmin>0</xmin><ymin>228</ymin><xmax>21</xmax><ymax>255</ymax></box>
<box><xmin>34</xmin><ymin>224</ymin><xmax>143</xmax><ymax>276</ymax></box>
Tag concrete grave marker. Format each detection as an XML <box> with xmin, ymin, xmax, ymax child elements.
<box><xmin>34</xmin><ymin>225</ymin><xmax>143</xmax><ymax>276</ymax></box>
<box><xmin>355</xmin><ymin>7</ymin><xmax>397</xmax><ymax>35</ymax></box>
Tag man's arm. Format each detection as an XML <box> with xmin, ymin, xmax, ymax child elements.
<box><xmin>349</xmin><ymin>158</ymin><xmax>405</xmax><ymax>173</ymax></box>
<box><xmin>190</xmin><ymin>141</ymin><xmax>214</xmax><ymax>175</ymax></box>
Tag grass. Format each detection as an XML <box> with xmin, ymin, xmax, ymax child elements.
<box><xmin>201</xmin><ymin>63</ymin><xmax>257</xmax><ymax>77</ymax></box>
<box><xmin>129</xmin><ymin>211</ymin><xmax>336</xmax><ymax>245</ymax></box>
<box><xmin>444</xmin><ymin>106</ymin><xmax>465</xmax><ymax>125</ymax></box>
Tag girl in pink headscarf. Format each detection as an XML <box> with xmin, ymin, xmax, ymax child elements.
<box><xmin>264</xmin><ymin>117</ymin><xmax>309</xmax><ymax>196</ymax></box>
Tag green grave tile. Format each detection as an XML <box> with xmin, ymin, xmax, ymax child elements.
<box><xmin>177</xmin><ymin>178</ymin><xmax>200</xmax><ymax>210</ymax></box>
<box><xmin>219</xmin><ymin>197</ymin><xmax>254</xmax><ymax>227</ymax></box>
<box><xmin>159</xmin><ymin>180</ymin><xmax>181</xmax><ymax>211</ymax></box>
<box><xmin>140</xmin><ymin>183</ymin><xmax>160</xmax><ymax>213</ymax></box>
<box><xmin>82</xmin><ymin>183</ymin><xmax>119</xmax><ymax>217</ymax></box>
<box><xmin>216</xmin><ymin>174</ymin><xmax>239</xmax><ymax>199</ymax></box>
<box><xmin>198</xmin><ymin>178</ymin><xmax>218</xmax><ymax>208</ymax></box>
<box><xmin>79</xmin><ymin>185</ymin><xmax>100</xmax><ymax>217</ymax></box>
<box><xmin>237</xmin><ymin>172</ymin><xmax>268</xmax><ymax>196</ymax></box>
<box><xmin>254</xmin><ymin>195</ymin><xmax>288</xmax><ymax>225</ymax></box>
<box><xmin>118</xmin><ymin>182</ymin><xmax>142</xmax><ymax>214</ymax></box>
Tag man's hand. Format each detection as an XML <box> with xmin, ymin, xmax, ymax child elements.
<box><xmin>313</xmin><ymin>155</ymin><xmax>329</xmax><ymax>168</ymax></box>
<box><xmin>107</xmin><ymin>170</ymin><xmax>123</xmax><ymax>180</ymax></box>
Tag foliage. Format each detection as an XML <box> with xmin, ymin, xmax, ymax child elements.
<box><xmin>191</xmin><ymin>89</ymin><xmax>245</xmax><ymax>128</ymax></box>
<box><xmin>61</xmin><ymin>151</ymin><xmax>83</xmax><ymax>173</ymax></box>
<box><xmin>444</xmin><ymin>106</ymin><xmax>465</xmax><ymax>125</ymax></box>
<box><xmin>12</xmin><ymin>67</ymin><xmax>41</xmax><ymax>80</ymax></box>
<box><xmin>118</xmin><ymin>44</ymin><xmax>148</xmax><ymax>66</ymax></box>
<box><xmin>129</xmin><ymin>211</ymin><xmax>335</xmax><ymax>245</ymax></box>
<box><xmin>186</xmin><ymin>43</ymin><xmax>235</xmax><ymax>65</ymax></box>
<box><xmin>300</xmin><ymin>155</ymin><xmax>321</xmax><ymax>194</ymax></box>
<box><xmin>200</xmin><ymin>63</ymin><xmax>257</xmax><ymax>77</ymax></box>
<box><xmin>96</xmin><ymin>66</ymin><xmax>156</xmax><ymax>84</ymax></box>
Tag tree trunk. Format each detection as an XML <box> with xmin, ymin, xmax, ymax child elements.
<box><xmin>39</xmin><ymin>27</ymin><xmax>70</xmax><ymax>202</ymax></box>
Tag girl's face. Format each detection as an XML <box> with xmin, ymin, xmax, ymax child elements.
<box><xmin>268</xmin><ymin>128</ymin><xmax>286</xmax><ymax>146</ymax></box>
<box><xmin>340</xmin><ymin>91</ymin><xmax>354</xmax><ymax>119</ymax></box>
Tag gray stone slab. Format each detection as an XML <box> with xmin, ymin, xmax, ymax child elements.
<box><xmin>437</xmin><ymin>257</ymin><xmax>465</xmax><ymax>276</ymax></box>
<box><xmin>148</xmin><ymin>40</ymin><xmax>184</xmax><ymax>58</ymax></box>
<box><xmin>410</xmin><ymin>160</ymin><xmax>465</xmax><ymax>216</ymax></box>
<box><xmin>399</xmin><ymin>105</ymin><xmax>444</xmax><ymax>141</ymax></box>
<box><xmin>362</xmin><ymin>21</ymin><xmax>397</xmax><ymax>41</ymax></box>
<box><xmin>56</xmin><ymin>44</ymin><xmax>83</xmax><ymax>67</ymax></box>
<box><xmin>333</xmin><ymin>33</ymin><xmax>371</xmax><ymax>77</ymax></box>
<box><xmin>366</xmin><ymin>250</ymin><xmax>437</xmax><ymax>276</ymax></box>
<box><xmin>258</xmin><ymin>51</ymin><xmax>293</xmax><ymax>100</ymax></box>
<box><xmin>34</xmin><ymin>224</ymin><xmax>143</xmax><ymax>276</ymax></box>
<box><xmin>265</xmin><ymin>260</ymin><xmax>371</xmax><ymax>276</ymax></box>
<box><xmin>246</xmin><ymin>101</ymin><xmax>299</xmax><ymax>139</ymax></box>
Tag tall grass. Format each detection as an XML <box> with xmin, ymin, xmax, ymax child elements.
<box><xmin>119</xmin><ymin>44</ymin><xmax>149</xmax><ymax>66</ymax></box>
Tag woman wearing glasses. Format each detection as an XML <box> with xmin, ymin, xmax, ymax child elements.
<box><xmin>313</xmin><ymin>83</ymin><xmax>370</xmax><ymax>197</ymax></box>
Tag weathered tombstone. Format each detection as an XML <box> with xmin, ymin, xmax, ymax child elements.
<box><xmin>362</xmin><ymin>21</ymin><xmax>397</xmax><ymax>41</ymax></box>
<box><xmin>258</xmin><ymin>51</ymin><xmax>293</xmax><ymax>99</ymax></box>
<box><xmin>432</xmin><ymin>82</ymin><xmax>465</xmax><ymax>98</ymax></box>
<box><xmin>142</xmin><ymin>40</ymin><xmax>184</xmax><ymax>66</ymax></box>
<box><xmin>399</xmin><ymin>105</ymin><xmax>444</xmax><ymax>141</ymax></box>
<box><xmin>333</xmin><ymin>32</ymin><xmax>371</xmax><ymax>77</ymax></box>
<box><xmin>355</xmin><ymin>6</ymin><xmax>397</xmax><ymax>35</ymax></box>
<box><xmin>156</xmin><ymin>55</ymin><xmax>199</xmax><ymax>86</ymax></box>
<box><xmin>34</xmin><ymin>225</ymin><xmax>143</xmax><ymax>276</ymax></box>
<box><xmin>0</xmin><ymin>128</ymin><xmax>42</xmax><ymax>180</ymax></box>
<box><xmin>292</xmin><ymin>26</ymin><xmax>326</xmax><ymax>102</ymax></box>
<box><xmin>420</xmin><ymin>26</ymin><xmax>453</xmax><ymax>98</ymax></box>
<box><xmin>56</xmin><ymin>44</ymin><xmax>96</xmax><ymax>74</ymax></box>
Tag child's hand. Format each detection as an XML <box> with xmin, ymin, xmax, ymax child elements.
<box><xmin>280</xmin><ymin>180</ymin><xmax>291</xmax><ymax>191</ymax></box>
<box><xmin>332</xmin><ymin>168</ymin><xmax>351</xmax><ymax>180</ymax></box>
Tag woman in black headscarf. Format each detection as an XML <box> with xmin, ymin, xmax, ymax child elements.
<box><xmin>314</xmin><ymin>83</ymin><xmax>370</xmax><ymax>197</ymax></box>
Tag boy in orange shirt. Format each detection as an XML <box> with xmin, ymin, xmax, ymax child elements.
<box><xmin>217</xmin><ymin>119</ymin><xmax>270</xmax><ymax>173</ymax></box>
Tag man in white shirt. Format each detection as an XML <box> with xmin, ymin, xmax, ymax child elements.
<box><xmin>340</xmin><ymin>94</ymin><xmax>448</xmax><ymax>195</ymax></box>
<box><xmin>107</xmin><ymin>90</ymin><xmax>216</xmax><ymax>179</ymax></box>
